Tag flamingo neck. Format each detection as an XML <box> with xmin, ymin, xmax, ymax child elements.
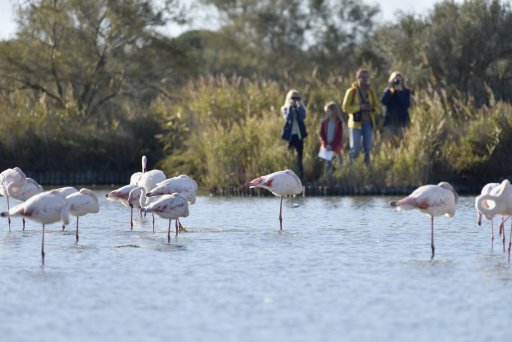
<box><xmin>139</xmin><ymin>187</ymin><xmax>148</xmax><ymax>208</ymax></box>
<box><xmin>476</xmin><ymin>194</ymin><xmax>500</xmax><ymax>219</ymax></box>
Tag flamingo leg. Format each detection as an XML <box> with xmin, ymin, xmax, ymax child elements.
<box><xmin>175</xmin><ymin>219</ymin><xmax>179</xmax><ymax>237</ymax></box>
<box><xmin>22</xmin><ymin>218</ymin><xmax>26</xmax><ymax>231</ymax></box>
<box><xmin>75</xmin><ymin>217</ymin><xmax>79</xmax><ymax>244</ymax></box>
<box><xmin>430</xmin><ymin>216</ymin><xmax>435</xmax><ymax>260</ymax></box>
<box><xmin>279</xmin><ymin>196</ymin><xmax>283</xmax><ymax>231</ymax></box>
<box><xmin>62</xmin><ymin>225</ymin><xmax>66</xmax><ymax>231</ymax></box>
<box><xmin>508</xmin><ymin>221</ymin><xmax>512</xmax><ymax>263</ymax></box>
<box><xmin>41</xmin><ymin>224</ymin><xmax>45</xmax><ymax>266</ymax></box>
<box><xmin>139</xmin><ymin>208</ymin><xmax>143</xmax><ymax>219</ymax></box>
<box><xmin>490</xmin><ymin>219</ymin><xmax>494</xmax><ymax>253</ymax></box>
<box><xmin>178</xmin><ymin>219</ymin><xmax>184</xmax><ymax>231</ymax></box>
<box><xmin>6</xmin><ymin>196</ymin><xmax>11</xmax><ymax>231</ymax></box>
<box><xmin>503</xmin><ymin>218</ymin><xmax>506</xmax><ymax>253</ymax></box>
<box><xmin>130</xmin><ymin>207</ymin><xmax>134</xmax><ymax>231</ymax></box>
<box><xmin>152</xmin><ymin>213</ymin><xmax>155</xmax><ymax>234</ymax></box>
<box><xmin>167</xmin><ymin>219</ymin><xmax>171</xmax><ymax>243</ymax></box>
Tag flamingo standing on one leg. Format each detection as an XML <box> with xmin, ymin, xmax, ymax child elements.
<box><xmin>106</xmin><ymin>184</ymin><xmax>139</xmax><ymax>230</ymax></box>
<box><xmin>54</xmin><ymin>187</ymin><xmax>78</xmax><ymax>230</ymax></box>
<box><xmin>476</xmin><ymin>179</ymin><xmax>512</xmax><ymax>260</ymax></box>
<box><xmin>0</xmin><ymin>167</ymin><xmax>27</xmax><ymax>230</ymax></box>
<box><xmin>66</xmin><ymin>189</ymin><xmax>100</xmax><ymax>243</ymax></box>
<box><xmin>146</xmin><ymin>174</ymin><xmax>198</xmax><ymax>231</ymax></box>
<box><xmin>0</xmin><ymin>190</ymin><xmax>70</xmax><ymax>265</ymax></box>
<box><xmin>247</xmin><ymin>169</ymin><xmax>303</xmax><ymax>230</ymax></box>
<box><xmin>7</xmin><ymin>177</ymin><xmax>44</xmax><ymax>230</ymax></box>
<box><xmin>142</xmin><ymin>193</ymin><xmax>189</xmax><ymax>243</ymax></box>
<box><xmin>390</xmin><ymin>182</ymin><xmax>459</xmax><ymax>260</ymax></box>
<box><xmin>476</xmin><ymin>182</ymin><xmax>499</xmax><ymax>250</ymax></box>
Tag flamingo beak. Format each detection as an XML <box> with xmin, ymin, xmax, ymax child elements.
<box><xmin>477</xmin><ymin>213</ymin><xmax>482</xmax><ymax>226</ymax></box>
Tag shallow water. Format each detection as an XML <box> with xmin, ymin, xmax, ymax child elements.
<box><xmin>0</xmin><ymin>191</ymin><xmax>511</xmax><ymax>342</ymax></box>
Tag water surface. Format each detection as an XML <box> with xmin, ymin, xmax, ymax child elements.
<box><xmin>0</xmin><ymin>192</ymin><xmax>510</xmax><ymax>342</ymax></box>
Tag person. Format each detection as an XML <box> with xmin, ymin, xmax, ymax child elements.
<box><xmin>319</xmin><ymin>101</ymin><xmax>344</xmax><ymax>175</ymax></box>
<box><xmin>281</xmin><ymin>89</ymin><xmax>308</xmax><ymax>180</ymax></box>
<box><xmin>342</xmin><ymin>68</ymin><xmax>379</xmax><ymax>165</ymax></box>
<box><xmin>381</xmin><ymin>71</ymin><xmax>411</xmax><ymax>143</ymax></box>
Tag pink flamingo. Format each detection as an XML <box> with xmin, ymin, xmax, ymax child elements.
<box><xmin>1</xmin><ymin>190</ymin><xmax>70</xmax><ymax>265</ymax></box>
<box><xmin>7</xmin><ymin>177</ymin><xmax>44</xmax><ymax>230</ymax></box>
<box><xmin>106</xmin><ymin>184</ymin><xmax>139</xmax><ymax>230</ymax></box>
<box><xmin>247</xmin><ymin>169</ymin><xmax>303</xmax><ymax>230</ymax></box>
<box><xmin>66</xmin><ymin>188</ymin><xmax>100</xmax><ymax>243</ymax></box>
<box><xmin>390</xmin><ymin>182</ymin><xmax>458</xmax><ymax>260</ymax></box>
<box><xmin>476</xmin><ymin>182</ymin><xmax>499</xmax><ymax>250</ymax></box>
<box><xmin>0</xmin><ymin>167</ymin><xmax>27</xmax><ymax>230</ymax></box>
<box><xmin>146</xmin><ymin>174</ymin><xmax>198</xmax><ymax>230</ymax></box>
<box><xmin>142</xmin><ymin>193</ymin><xmax>189</xmax><ymax>243</ymax></box>
<box><xmin>476</xmin><ymin>179</ymin><xmax>512</xmax><ymax>260</ymax></box>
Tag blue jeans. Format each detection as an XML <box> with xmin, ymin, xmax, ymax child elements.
<box><xmin>349</xmin><ymin>122</ymin><xmax>373</xmax><ymax>165</ymax></box>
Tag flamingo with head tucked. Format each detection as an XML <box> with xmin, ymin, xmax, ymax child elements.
<box><xmin>0</xmin><ymin>167</ymin><xmax>27</xmax><ymax>230</ymax></box>
<box><xmin>106</xmin><ymin>184</ymin><xmax>139</xmax><ymax>230</ymax></box>
<box><xmin>66</xmin><ymin>188</ymin><xmax>100</xmax><ymax>243</ymax></box>
<box><xmin>476</xmin><ymin>179</ymin><xmax>512</xmax><ymax>259</ymax></box>
<box><xmin>142</xmin><ymin>193</ymin><xmax>189</xmax><ymax>243</ymax></box>
<box><xmin>146</xmin><ymin>174</ymin><xmax>198</xmax><ymax>230</ymax></box>
<box><xmin>1</xmin><ymin>190</ymin><xmax>70</xmax><ymax>265</ymax></box>
<box><xmin>247</xmin><ymin>169</ymin><xmax>303</xmax><ymax>230</ymax></box>
<box><xmin>390</xmin><ymin>182</ymin><xmax>459</xmax><ymax>260</ymax></box>
<box><xmin>476</xmin><ymin>182</ymin><xmax>500</xmax><ymax>250</ymax></box>
<box><xmin>7</xmin><ymin>177</ymin><xmax>44</xmax><ymax>230</ymax></box>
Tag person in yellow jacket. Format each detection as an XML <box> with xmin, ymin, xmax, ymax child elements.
<box><xmin>342</xmin><ymin>68</ymin><xmax>379</xmax><ymax>165</ymax></box>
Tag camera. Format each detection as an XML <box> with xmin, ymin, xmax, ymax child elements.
<box><xmin>393</xmin><ymin>78</ymin><xmax>401</xmax><ymax>86</ymax></box>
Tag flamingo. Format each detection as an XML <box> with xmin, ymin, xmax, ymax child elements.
<box><xmin>130</xmin><ymin>155</ymin><xmax>147</xmax><ymax>185</ymax></box>
<box><xmin>66</xmin><ymin>189</ymin><xmax>100</xmax><ymax>243</ymax></box>
<box><xmin>475</xmin><ymin>182</ymin><xmax>500</xmax><ymax>250</ymax></box>
<box><xmin>137</xmin><ymin>168</ymin><xmax>166</xmax><ymax>233</ymax></box>
<box><xmin>105</xmin><ymin>184</ymin><xmax>139</xmax><ymax>229</ymax></box>
<box><xmin>0</xmin><ymin>167</ymin><xmax>27</xmax><ymax>230</ymax></box>
<box><xmin>7</xmin><ymin>177</ymin><xmax>44</xmax><ymax>230</ymax></box>
<box><xmin>247</xmin><ymin>169</ymin><xmax>303</xmax><ymax>230</ymax></box>
<box><xmin>0</xmin><ymin>190</ymin><xmax>70</xmax><ymax>265</ymax></box>
<box><xmin>390</xmin><ymin>182</ymin><xmax>458</xmax><ymax>260</ymax></box>
<box><xmin>146</xmin><ymin>174</ymin><xmax>198</xmax><ymax>230</ymax></box>
<box><xmin>127</xmin><ymin>186</ymin><xmax>146</xmax><ymax>230</ymax></box>
<box><xmin>142</xmin><ymin>193</ymin><xmax>189</xmax><ymax>243</ymax></box>
<box><xmin>476</xmin><ymin>179</ymin><xmax>512</xmax><ymax>260</ymax></box>
<box><xmin>54</xmin><ymin>187</ymin><xmax>78</xmax><ymax>230</ymax></box>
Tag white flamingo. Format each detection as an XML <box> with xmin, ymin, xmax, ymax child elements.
<box><xmin>66</xmin><ymin>188</ymin><xmax>100</xmax><ymax>243</ymax></box>
<box><xmin>142</xmin><ymin>193</ymin><xmax>189</xmax><ymax>243</ymax></box>
<box><xmin>0</xmin><ymin>190</ymin><xmax>70</xmax><ymax>265</ymax></box>
<box><xmin>54</xmin><ymin>187</ymin><xmax>78</xmax><ymax>230</ymax></box>
<box><xmin>7</xmin><ymin>177</ymin><xmax>44</xmax><ymax>230</ymax></box>
<box><xmin>130</xmin><ymin>155</ymin><xmax>147</xmax><ymax>185</ymax></box>
<box><xmin>390</xmin><ymin>182</ymin><xmax>459</xmax><ymax>260</ymax></box>
<box><xmin>127</xmin><ymin>185</ymin><xmax>146</xmax><ymax>229</ymax></box>
<box><xmin>137</xmin><ymin>168</ymin><xmax>166</xmax><ymax>233</ymax></box>
<box><xmin>476</xmin><ymin>182</ymin><xmax>500</xmax><ymax>249</ymax></box>
<box><xmin>0</xmin><ymin>167</ymin><xmax>27</xmax><ymax>230</ymax></box>
<box><xmin>476</xmin><ymin>179</ymin><xmax>512</xmax><ymax>259</ymax></box>
<box><xmin>146</xmin><ymin>174</ymin><xmax>198</xmax><ymax>230</ymax></box>
<box><xmin>247</xmin><ymin>169</ymin><xmax>303</xmax><ymax>230</ymax></box>
<box><xmin>105</xmin><ymin>184</ymin><xmax>139</xmax><ymax>230</ymax></box>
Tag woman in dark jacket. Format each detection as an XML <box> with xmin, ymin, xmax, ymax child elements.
<box><xmin>381</xmin><ymin>72</ymin><xmax>411</xmax><ymax>142</ymax></box>
<box><xmin>281</xmin><ymin>89</ymin><xmax>307</xmax><ymax>180</ymax></box>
